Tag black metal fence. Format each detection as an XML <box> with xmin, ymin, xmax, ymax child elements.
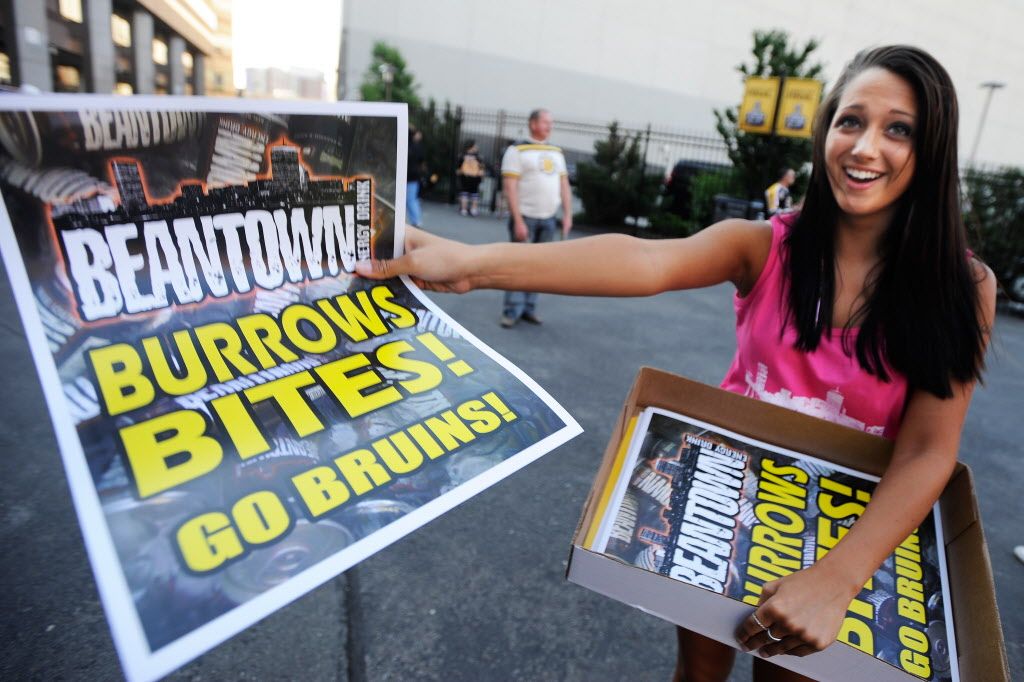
<box><xmin>412</xmin><ymin>104</ymin><xmax>731</xmax><ymax>208</ymax></box>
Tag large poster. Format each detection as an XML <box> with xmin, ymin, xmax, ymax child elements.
<box><xmin>591</xmin><ymin>407</ymin><xmax>957</xmax><ymax>682</ymax></box>
<box><xmin>0</xmin><ymin>95</ymin><xmax>581</xmax><ymax>681</ymax></box>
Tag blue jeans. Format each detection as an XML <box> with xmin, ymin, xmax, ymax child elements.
<box><xmin>503</xmin><ymin>216</ymin><xmax>556</xmax><ymax>318</ymax></box>
<box><xmin>406</xmin><ymin>181</ymin><xmax>422</xmax><ymax>227</ymax></box>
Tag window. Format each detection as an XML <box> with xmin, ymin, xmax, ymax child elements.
<box><xmin>152</xmin><ymin>38</ymin><xmax>168</xmax><ymax>66</ymax></box>
<box><xmin>55</xmin><ymin>65</ymin><xmax>82</xmax><ymax>92</ymax></box>
<box><xmin>182</xmin><ymin>51</ymin><xmax>194</xmax><ymax>75</ymax></box>
<box><xmin>114</xmin><ymin>82</ymin><xmax>134</xmax><ymax>95</ymax></box>
<box><xmin>0</xmin><ymin>53</ymin><xmax>11</xmax><ymax>84</ymax></box>
<box><xmin>58</xmin><ymin>0</ymin><xmax>83</xmax><ymax>23</ymax></box>
<box><xmin>111</xmin><ymin>15</ymin><xmax>131</xmax><ymax>47</ymax></box>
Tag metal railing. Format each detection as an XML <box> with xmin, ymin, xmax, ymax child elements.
<box><xmin>412</xmin><ymin>103</ymin><xmax>731</xmax><ymax>208</ymax></box>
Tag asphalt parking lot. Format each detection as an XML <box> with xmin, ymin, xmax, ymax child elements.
<box><xmin>1</xmin><ymin>201</ymin><xmax>1020</xmax><ymax>681</ymax></box>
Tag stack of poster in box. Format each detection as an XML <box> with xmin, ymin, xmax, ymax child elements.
<box><xmin>588</xmin><ymin>407</ymin><xmax>958</xmax><ymax>682</ymax></box>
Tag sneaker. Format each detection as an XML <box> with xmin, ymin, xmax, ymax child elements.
<box><xmin>520</xmin><ymin>312</ymin><xmax>542</xmax><ymax>325</ymax></box>
<box><xmin>500</xmin><ymin>315</ymin><xmax>517</xmax><ymax>328</ymax></box>
<box><xmin>459</xmin><ymin>209</ymin><xmax>469</xmax><ymax>216</ymax></box>
<box><xmin>1015</xmin><ymin>545</ymin><xmax>1024</xmax><ymax>565</ymax></box>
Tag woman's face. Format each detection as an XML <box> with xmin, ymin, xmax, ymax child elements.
<box><xmin>825</xmin><ymin>67</ymin><xmax>917</xmax><ymax>224</ymax></box>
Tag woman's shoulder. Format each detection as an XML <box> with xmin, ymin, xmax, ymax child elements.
<box><xmin>705</xmin><ymin>218</ymin><xmax>774</xmax><ymax>296</ymax></box>
<box><xmin>970</xmin><ymin>256</ymin><xmax>998</xmax><ymax>328</ymax></box>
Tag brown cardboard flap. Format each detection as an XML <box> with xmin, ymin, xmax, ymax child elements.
<box><xmin>634</xmin><ymin>367</ymin><xmax>894</xmax><ymax>475</ymax></box>
<box><xmin>939</xmin><ymin>465</ymin><xmax>977</xmax><ymax>545</ymax></box>
<box><xmin>570</xmin><ymin>368</ymin><xmax>1009</xmax><ymax>681</ymax></box>
<box><xmin>947</xmin><ymin>520</ymin><xmax>1009</xmax><ymax>682</ymax></box>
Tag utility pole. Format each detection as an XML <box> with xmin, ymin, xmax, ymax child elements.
<box><xmin>968</xmin><ymin>81</ymin><xmax>1006</xmax><ymax>168</ymax></box>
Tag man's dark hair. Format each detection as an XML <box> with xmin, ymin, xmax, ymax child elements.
<box><xmin>528</xmin><ymin>108</ymin><xmax>549</xmax><ymax>123</ymax></box>
<box><xmin>783</xmin><ymin>45</ymin><xmax>987</xmax><ymax>398</ymax></box>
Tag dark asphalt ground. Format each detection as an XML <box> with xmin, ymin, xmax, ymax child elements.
<box><xmin>1</xmin><ymin>201</ymin><xmax>1021</xmax><ymax>681</ymax></box>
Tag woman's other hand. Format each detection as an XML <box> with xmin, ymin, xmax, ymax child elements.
<box><xmin>734</xmin><ymin>562</ymin><xmax>861</xmax><ymax>658</ymax></box>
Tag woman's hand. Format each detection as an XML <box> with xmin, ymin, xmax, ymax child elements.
<box><xmin>355</xmin><ymin>226</ymin><xmax>480</xmax><ymax>293</ymax></box>
<box><xmin>735</xmin><ymin>562</ymin><xmax>861</xmax><ymax>658</ymax></box>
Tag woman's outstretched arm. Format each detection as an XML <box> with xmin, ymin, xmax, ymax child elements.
<box><xmin>356</xmin><ymin>220</ymin><xmax>771</xmax><ymax>297</ymax></box>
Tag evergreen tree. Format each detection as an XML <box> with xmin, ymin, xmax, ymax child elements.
<box><xmin>360</xmin><ymin>42</ymin><xmax>421</xmax><ymax>107</ymax></box>
<box><xmin>714</xmin><ymin>30</ymin><xmax>824</xmax><ymax>200</ymax></box>
<box><xmin>576</xmin><ymin>122</ymin><xmax>660</xmax><ymax>226</ymax></box>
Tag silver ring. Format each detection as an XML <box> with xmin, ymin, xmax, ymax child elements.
<box><xmin>752</xmin><ymin>614</ymin><xmax>782</xmax><ymax>642</ymax></box>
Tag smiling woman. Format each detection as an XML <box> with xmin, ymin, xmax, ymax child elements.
<box><xmin>826</xmin><ymin>69</ymin><xmax>917</xmax><ymax>222</ymax></box>
<box><xmin>357</xmin><ymin>44</ymin><xmax>996</xmax><ymax>682</ymax></box>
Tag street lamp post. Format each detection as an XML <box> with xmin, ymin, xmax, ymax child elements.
<box><xmin>968</xmin><ymin>81</ymin><xmax>1006</xmax><ymax>168</ymax></box>
<box><xmin>378</xmin><ymin>63</ymin><xmax>395</xmax><ymax>102</ymax></box>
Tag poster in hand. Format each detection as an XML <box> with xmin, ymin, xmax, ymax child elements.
<box><xmin>590</xmin><ymin>407</ymin><xmax>957</xmax><ymax>682</ymax></box>
<box><xmin>0</xmin><ymin>95</ymin><xmax>581</xmax><ymax>681</ymax></box>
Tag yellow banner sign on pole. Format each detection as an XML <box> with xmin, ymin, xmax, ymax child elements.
<box><xmin>739</xmin><ymin>77</ymin><xmax>780</xmax><ymax>135</ymax></box>
<box><xmin>775</xmin><ymin>77</ymin><xmax>823</xmax><ymax>138</ymax></box>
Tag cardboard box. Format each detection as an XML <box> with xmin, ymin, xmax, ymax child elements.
<box><xmin>567</xmin><ymin>368</ymin><xmax>1008</xmax><ymax>682</ymax></box>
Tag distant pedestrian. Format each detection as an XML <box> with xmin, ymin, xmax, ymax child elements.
<box><xmin>764</xmin><ymin>167</ymin><xmax>796</xmax><ymax>216</ymax></box>
<box><xmin>498</xmin><ymin>109</ymin><xmax>572</xmax><ymax>328</ymax></box>
<box><xmin>406</xmin><ymin>127</ymin><xmax>426</xmax><ymax>227</ymax></box>
<box><xmin>456</xmin><ymin>140</ymin><xmax>486</xmax><ymax>217</ymax></box>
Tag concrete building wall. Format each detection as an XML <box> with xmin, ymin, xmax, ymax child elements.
<box><xmin>343</xmin><ymin>0</ymin><xmax>1023</xmax><ymax>167</ymax></box>
<box><xmin>169</xmin><ymin>34</ymin><xmax>185</xmax><ymax>94</ymax></box>
<box><xmin>6</xmin><ymin>0</ymin><xmax>52</xmax><ymax>91</ymax></box>
<box><xmin>131</xmin><ymin>9</ymin><xmax>155</xmax><ymax>94</ymax></box>
<box><xmin>84</xmin><ymin>0</ymin><xmax>116</xmax><ymax>93</ymax></box>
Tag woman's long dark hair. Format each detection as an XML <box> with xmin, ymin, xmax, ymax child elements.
<box><xmin>785</xmin><ymin>45</ymin><xmax>987</xmax><ymax>398</ymax></box>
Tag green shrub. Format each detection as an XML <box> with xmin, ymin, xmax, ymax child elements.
<box><xmin>576</xmin><ymin>122</ymin><xmax>661</xmax><ymax>226</ymax></box>
<box><xmin>963</xmin><ymin>167</ymin><xmax>1024</xmax><ymax>297</ymax></box>
<box><xmin>360</xmin><ymin>42</ymin><xmax>421</xmax><ymax>107</ymax></box>
<box><xmin>410</xmin><ymin>100</ymin><xmax>462</xmax><ymax>200</ymax></box>
<box><xmin>649</xmin><ymin>212</ymin><xmax>697</xmax><ymax>238</ymax></box>
<box><xmin>690</xmin><ymin>169</ymin><xmax>743</xmax><ymax>227</ymax></box>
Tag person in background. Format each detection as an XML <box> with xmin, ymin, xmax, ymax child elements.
<box><xmin>765</xmin><ymin>167</ymin><xmax>796</xmax><ymax>216</ymax></box>
<box><xmin>456</xmin><ymin>140</ymin><xmax>487</xmax><ymax>217</ymax></box>
<box><xmin>406</xmin><ymin>126</ymin><xmax>426</xmax><ymax>228</ymax></box>
<box><xmin>498</xmin><ymin>108</ymin><xmax>573</xmax><ymax>328</ymax></box>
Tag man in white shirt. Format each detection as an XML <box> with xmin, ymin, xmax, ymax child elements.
<box><xmin>499</xmin><ymin>108</ymin><xmax>573</xmax><ymax>327</ymax></box>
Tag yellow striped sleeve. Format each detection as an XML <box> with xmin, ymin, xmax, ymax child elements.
<box><xmin>514</xmin><ymin>144</ymin><xmax>562</xmax><ymax>152</ymax></box>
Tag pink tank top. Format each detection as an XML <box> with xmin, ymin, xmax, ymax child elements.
<box><xmin>719</xmin><ymin>213</ymin><xmax>909</xmax><ymax>439</ymax></box>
